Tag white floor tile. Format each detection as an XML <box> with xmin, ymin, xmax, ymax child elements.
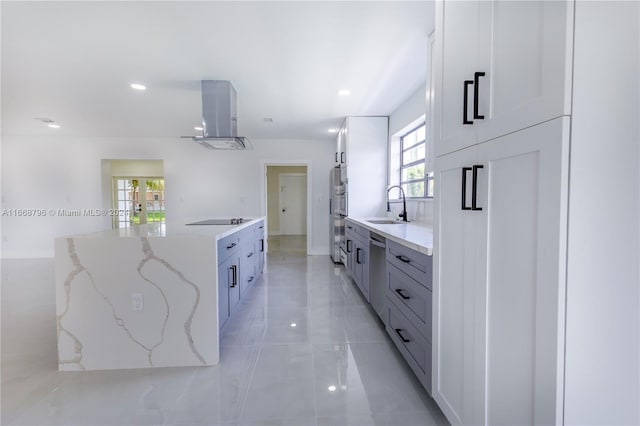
<box><xmin>1</xmin><ymin>254</ymin><xmax>447</xmax><ymax>426</ymax></box>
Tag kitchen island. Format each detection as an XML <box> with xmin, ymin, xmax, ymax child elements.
<box><xmin>54</xmin><ymin>218</ymin><xmax>265</xmax><ymax>371</ymax></box>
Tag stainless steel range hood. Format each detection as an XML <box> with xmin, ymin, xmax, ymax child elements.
<box><xmin>189</xmin><ymin>80</ymin><xmax>251</xmax><ymax>150</ymax></box>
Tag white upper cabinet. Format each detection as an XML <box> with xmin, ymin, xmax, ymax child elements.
<box><xmin>434</xmin><ymin>0</ymin><xmax>573</xmax><ymax>157</ymax></box>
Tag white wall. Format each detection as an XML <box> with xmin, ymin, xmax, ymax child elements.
<box><xmin>1</xmin><ymin>136</ymin><xmax>334</xmax><ymax>258</ymax></box>
<box><xmin>387</xmin><ymin>82</ymin><xmax>433</xmax><ymax>225</ymax></box>
<box><xmin>564</xmin><ymin>2</ymin><xmax>639</xmax><ymax>424</ymax></box>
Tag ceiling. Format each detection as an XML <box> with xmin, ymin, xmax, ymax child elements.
<box><xmin>1</xmin><ymin>1</ymin><xmax>434</xmax><ymax>141</ymax></box>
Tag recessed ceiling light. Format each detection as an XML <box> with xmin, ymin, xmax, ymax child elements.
<box><xmin>130</xmin><ymin>83</ymin><xmax>146</xmax><ymax>91</ymax></box>
<box><xmin>328</xmin><ymin>128</ymin><xmax>338</xmax><ymax>133</ymax></box>
<box><xmin>338</xmin><ymin>89</ymin><xmax>351</xmax><ymax>96</ymax></box>
<box><xmin>290</xmin><ymin>323</ymin><xmax>297</xmax><ymax>328</ymax></box>
<box><xmin>328</xmin><ymin>385</ymin><xmax>337</xmax><ymax>392</ymax></box>
<box><xmin>194</xmin><ymin>126</ymin><xmax>203</xmax><ymax>131</ymax></box>
<box><xmin>47</xmin><ymin>123</ymin><xmax>60</xmax><ymax>129</ymax></box>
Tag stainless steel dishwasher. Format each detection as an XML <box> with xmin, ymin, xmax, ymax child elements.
<box><xmin>369</xmin><ymin>232</ymin><xmax>387</xmax><ymax>323</ymax></box>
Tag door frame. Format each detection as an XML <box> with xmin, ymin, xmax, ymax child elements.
<box><xmin>278</xmin><ymin>173</ymin><xmax>307</xmax><ymax>236</ymax></box>
<box><xmin>260</xmin><ymin>161</ymin><xmax>312</xmax><ymax>255</ymax></box>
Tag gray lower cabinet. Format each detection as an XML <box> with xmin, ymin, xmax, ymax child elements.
<box><xmin>385</xmin><ymin>239</ymin><xmax>433</xmax><ymax>394</ymax></box>
<box><xmin>217</xmin><ymin>252</ymin><xmax>239</xmax><ymax>330</ymax></box>
<box><xmin>217</xmin><ymin>219</ymin><xmax>265</xmax><ymax>330</ymax></box>
<box><xmin>345</xmin><ymin>220</ymin><xmax>370</xmax><ymax>301</ymax></box>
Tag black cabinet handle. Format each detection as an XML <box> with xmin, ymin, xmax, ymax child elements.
<box><xmin>473</xmin><ymin>72</ymin><xmax>485</xmax><ymax>120</ymax></box>
<box><xmin>259</xmin><ymin>225</ymin><xmax>264</xmax><ymax>229</ymax></box>
<box><xmin>356</xmin><ymin>248</ymin><xmax>362</xmax><ymax>264</ymax></box>
<box><xmin>394</xmin><ymin>328</ymin><xmax>411</xmax><ymax>343</ymax></box>
<box><xmin>340</xmin><ymin>152</ymin><xmax>345</xmax><ymax>163</ymax></box>
<box><xmin>347</xmin><ymin>239</ymin><xmax>352</xmax><ymax>253</ymax></box>
<box><xmin>247</xmin><ymin>252</ymin><xmax>254</xmax><ymax>258</ymax></box>
<box><xmin>471</xmin><ymin>165</ymin><xmax>483</xmax><ymax>211</ymax></box>
<box><xmin>395</xmin><ymin>255</ymin><xmax>411</xmax><ymax>264</ymax></box>
<box><xmin>229</xmin><ymin>265</ymin><xmax>237</xmax><ymax>288</ymax></box>
<box><xmin>260</xmin><ymin>239</ymin><xmax>264</xmax><ymax>252</ymax></box>
<box><xmin>463</xmin><ymin>80</ymin><xmax>474</xmax><ymax>124</ymax></box>
<box><xmin>395</xmin><ymin>288</ymin><xmax>411</xmax><ymax>300</ymax></box>
<box><xmin>335</xmin><ymin>152</ymin><xmax>339</xmax><ymax>163</ymax></box>
<box><xmin>226</xmin><ymin>242</ymin><xmax>236</xmax><ymax>249</ymax></box>
<box><xmin>461</xmin><ymin>167</ymin><xmax>472</xmax><ymax>210</ymax></box>
<box><xmin>329</xmin><ymin>199</ymin><xmax>332</xmax><ymax>215</ymax></box>
<box><xmin>248</xmin><ymin>276</ymin><xmax>254</xmax><ymax>283</ymax></box>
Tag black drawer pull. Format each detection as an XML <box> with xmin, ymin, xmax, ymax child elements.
<box><xmin>347</xmin><ymin>239</ymin><xmax>352</xmax><ymax>253</ymax></box>
<box><xmin>462</xmin><ymin>167</ymin><xmax>472</xmax><ymax>210</ymax></box>
<box><xmin>247</xmin><ymin>252</ymin><xmax>254</xmax><ymax>258</ymax></box>
<box><xmin>248</xmin><ymin>276</ymin><xmax>254</xmax><ymax>283</ymax></box>
<box><xmin>463</xmin><ymin>80</ymin><xmax>473</xmax><ymax>125</ymax></box>
<box><xmin>340</xmin><ymin>152</ymin><xmax>345</xmax><ymax>164</ymax></box>
<box><xmin>335</xmin><ymin>152</ymin><xmax>339</xmax><ymax>163</ymax></box>
<box><xmin>260</xmin><ymin>239</ymin><xmax>264</xmax><ymax>252</ymax></box>
<box><xmin>226</xmin><ymin>242</ymin><xmax>236</xmax><ymax>249</ymax></box>
<box><xmin>395</xmin><ymin>255</ymin><xmax>411</xmax><ymax>263</ymax></box>
<box><xmin>229</xmin><ymin>265</ymin><xmax>237</xmax><ymax>288</ymax></box>
<box><xmin>394</xmin><ymin>328</ymin><xmax>411</xmax><ymax>343</ymax></box>
<box><xmin>395</xmin><ymin>288</ymin><xmax>411</xmax><ymax>300</ymax></box>
<box><xmin>473</xmin><ymin>72</ymin><xmax>485</xmax><ymax>120</ymax></box>
<box><xmin>471</xmin><ymin>164</ymin><xmax>483</xmax><ymax>211</ymax></box>
<box><xmin>356</xmin><ymin>248</ymin><xmax>362</xmax><ymax>264</ymax></box>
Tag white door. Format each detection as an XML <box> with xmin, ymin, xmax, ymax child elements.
<box><xmin>279</xmin><ymin>174</ymin><xmax>307</xmax><ymax>235</ymax></box>
<box><xmin>435</xmin><ymin>0</ymin><xmax>573</xmax><ymax>157</ymax></box>
<box><xmin>474</xmin><ymin>117</ymin><xmax>569</xmax><ymax>426</ymax></box>
<box><xmin>475</xmin><ymin>0</ymin><xmax>573</xmax><ymax>144</ymax></box>
<box><xmin>434</xmin><ymin>0</ymin><xmax>481</xmax><ymax>157</ymax></box>
<box><xmin>433</xmin><ymin>144</ymin><xmax>479</xmax><ymax>425</ymax></box>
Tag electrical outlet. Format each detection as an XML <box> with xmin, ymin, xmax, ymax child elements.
<box><xmin>132</xmin><ymin>293</ymin><xmax>143</xmax><ymax>311</ymax></box>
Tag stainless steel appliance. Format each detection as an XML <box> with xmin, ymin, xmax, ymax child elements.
<box><xmin>369</xmin><ymin>233</ymin><xmax>386</xmax><ymax>322</ymax></box>
<box><xmin>329</xmin><ymin>167</ymin><xmax>347</xmax><ymax>263</ymax></box>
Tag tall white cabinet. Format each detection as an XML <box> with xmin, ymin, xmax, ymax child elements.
<box><xmin>432</xmin><ymin>1</ymin><xmax>639</xmax><ymax>425</ymax></box>
<box><xmin>337</xmin><ymin>116</ymin><xmax>389</xmax><ymax>217</ymax></box>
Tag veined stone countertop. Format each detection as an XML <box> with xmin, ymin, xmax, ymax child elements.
<box><xmin>72</xmin><ymin>217</ymin><xmax>263</xmax><ymax>239</ymax></box>
<box><xmin>346</xmin><ymin>217</ymin><xmax>433</xmax><ymax>256</ymax></box>
<box><xmin>54</xmin><ymin>217</ymin><xmax>265</xmax><ymax>372</ymax></box>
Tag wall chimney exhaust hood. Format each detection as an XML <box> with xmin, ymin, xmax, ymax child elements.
<box><xmin>183</xmin><ymin>80</ymin><xmax>251</xmax><ymax>150</ymax></box>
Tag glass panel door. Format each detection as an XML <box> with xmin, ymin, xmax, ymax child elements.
<box><xmin>112</xmin><ymin>177</ymin><xmax>165</xmax><ymax>228</ymax></box>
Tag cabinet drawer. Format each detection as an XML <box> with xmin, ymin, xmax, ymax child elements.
<box><xmin>387</xmin><ymin>264</ymin><xmax>432</xmax><ymax>342</ymax></box>
<box><xmin>387</xmin><ymin>301</ymin><xmax>431</xmax><ymax>392</ymax></box>
<box><xmin>386</xmin><ymin>240</ymin><xmax>432</xmax><ymax>289</ymax></box>
<box><xmin>217</xmin><ymin>233</ymin><xmax>240</xmax><ymax>263</ymax></box>
<box><xmin>345</xmin><ymin>221</ymin><xmax>369</xmax><ymax>242</ymax></box>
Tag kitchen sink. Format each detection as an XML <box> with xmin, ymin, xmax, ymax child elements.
<box><xmin>367</xmin><ymin>219</ymin><xmax>405</xmax><ymax>225</ymax></box>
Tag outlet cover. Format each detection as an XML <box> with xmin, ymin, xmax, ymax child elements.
<box><xmin>132</xmin><ymin>293</ymin><xmax>143</xmax><ymax>311</ymax></box>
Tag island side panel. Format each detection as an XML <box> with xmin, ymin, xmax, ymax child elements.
<box><xmin>54</xmin><ymin>235</ymin><xmax>218</xmax><ymax>371</ymax></box>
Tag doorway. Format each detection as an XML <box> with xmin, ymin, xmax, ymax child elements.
<box><xmin>265</xmin><ymin>165</ymin><xmax>308</xmax><ymax>254</ymax></box>
<box><xmin>112</xmin><ymin>177</ymin><xmax>165</xmax><ymax>228</ymax></box>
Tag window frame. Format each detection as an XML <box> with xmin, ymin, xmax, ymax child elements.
<box><xmin>399</xmin><ymin>123</ymin><xmax>432</xmax><ymax>199</ymax></box>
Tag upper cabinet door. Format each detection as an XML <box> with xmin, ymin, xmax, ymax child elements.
<box><xmin>435</xmin><ymin>0</ymin><xmax>573</xmax><ymax>157</ymax></box>
<box><xmin>475</xmin><ymin>1</ymin><xmax>573</xmax><ymax>144</ymax></box>
<box><xmin>434</xmin><ymin>0</ymin><xmax>481</xmax><ymax>157</ymax></box>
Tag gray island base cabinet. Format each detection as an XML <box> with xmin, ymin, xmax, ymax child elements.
<box><xmin>54</xmin><ymin>218</ymin><xmax>265</xmax><ymax>371</ymax></box>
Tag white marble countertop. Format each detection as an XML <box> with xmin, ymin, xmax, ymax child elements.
<box><xmin>67</xmin><ymin>218</ymin><xmax>264</xmax><ymax>240</ymax></box>
<box><xmin>346</xmin><ymin>217</ymin><xmax>433</xmax><ymax>256</ymax></box>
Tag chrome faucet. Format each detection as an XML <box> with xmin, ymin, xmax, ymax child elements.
<box><xmin>387</xmin><ymin>185</ymin><xmax>408</xmax><ymax>222</ymax></box>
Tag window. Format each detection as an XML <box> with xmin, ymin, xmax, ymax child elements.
<box><xmin>112</xmin><ymin>177</ymin><xmax>165</xmax><ymax>228</ymax></box>
<box><xmin>398</xmin><ymin>123</ymin><xmax>433</xmax><ymax>198</ymax></box>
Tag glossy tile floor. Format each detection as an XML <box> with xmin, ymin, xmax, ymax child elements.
<box><xmin>1</xmin><ymin>255</ymin><xmax>448</xmax><ymax>426</ymax></box>
<box><xmin>267</xmin><ymin>235</ymin><xmax>307</xmax><ymax>255</ymax></box>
